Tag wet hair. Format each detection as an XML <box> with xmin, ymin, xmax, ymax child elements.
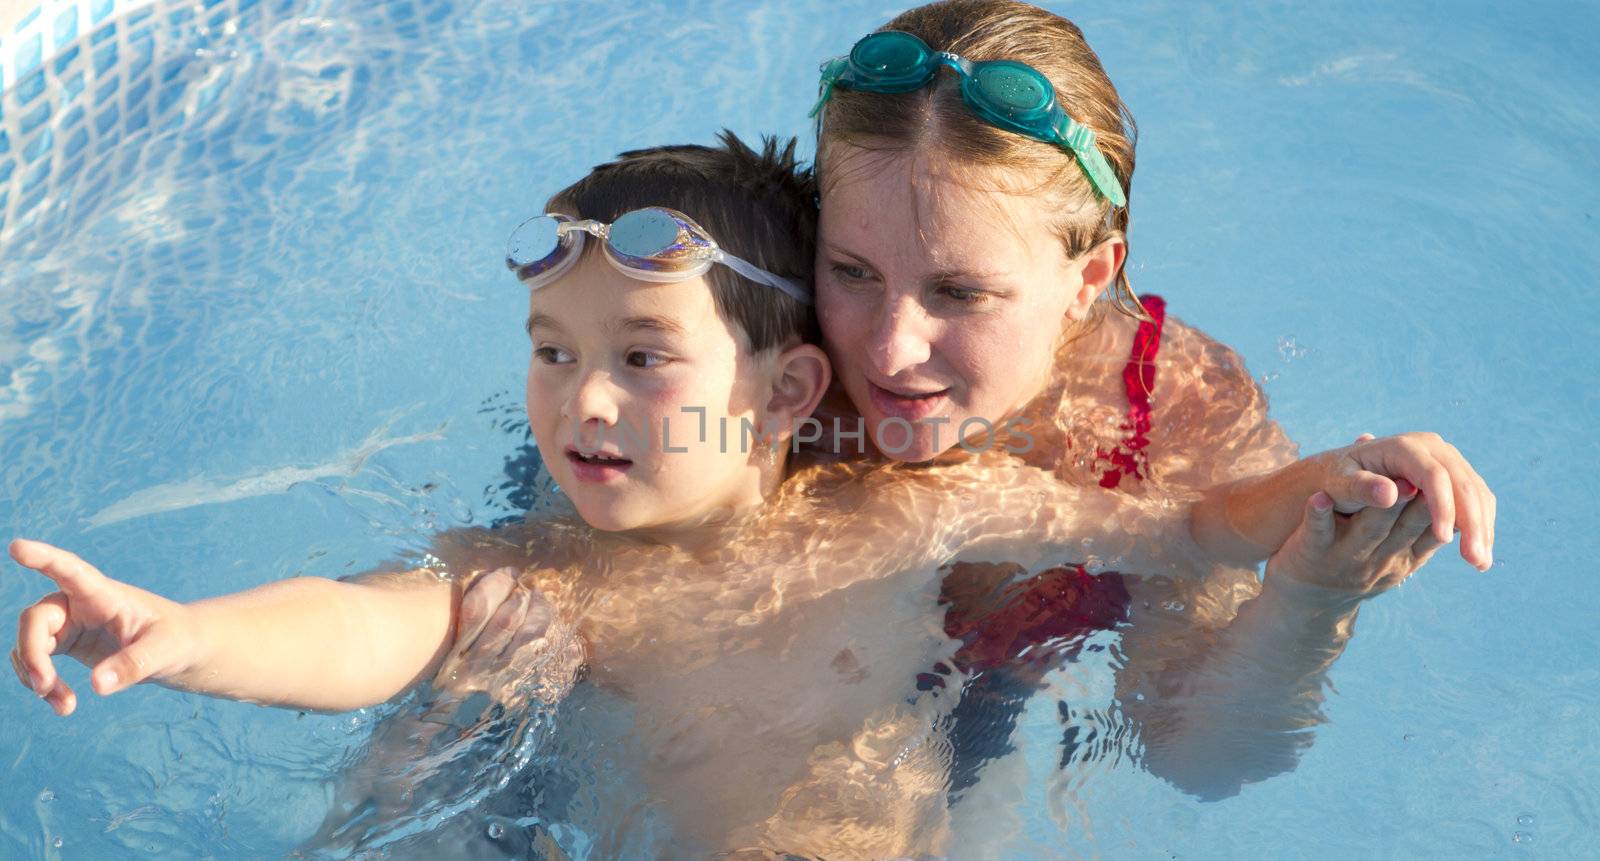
<box><xmin>815</xmin><ymin>0</ymin><xmax>1146</xmax><ymax>323</ymax></box>
<box><xmin>545</xmin><ymin>131</ymin><xmax>819</xmax><ymax>353</ymax></box>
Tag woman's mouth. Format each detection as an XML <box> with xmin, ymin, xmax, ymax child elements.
<box><xmin>865</xmin><ymin>380</ymin><xmax>951</xmax><ymax>422</ymax></box>
<box><xmin>565</xmin><ymin>447</ymin><xmax>634</xmax><ymax>483</ymax></box>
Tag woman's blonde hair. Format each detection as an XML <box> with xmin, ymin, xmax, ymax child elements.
<box><xmin>815</xmin><ymin>0</ymin><xmax>1148</xmax><ymax>323</ymax></box>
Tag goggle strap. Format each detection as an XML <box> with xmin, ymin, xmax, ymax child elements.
<box><xmin>1054</xmin><ymin>116</ymin><xmax>1127</xmax><ymax>208</ymax></box>
<box><xmin>716</xmin><ymin>251</ymin><xmax>814</xmax><ymax>306</ymax></box>
<box><xmin>810</xmin><ymin>57</ymin><xmax>848</xmax><ymax>118</ymax></box>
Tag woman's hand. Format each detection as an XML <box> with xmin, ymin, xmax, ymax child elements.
<box><xmin>1313</xmin><ymin>432</ymin><xmax>1495</xmax><ymax>571</ymax></box>
<box><xmin>1265</xmin><ymin>482</ymin><xmax>1447</xmax><ymax>609</ymax></box>
<box><xmin>9</xmin><ymin>538</ymin><xmax>198</xmax><ymax>716</ymax></box>
<box><xmin>434</xmin><ymin>567</ymin><xmax>582</xmax><ymax>707</ymax></box>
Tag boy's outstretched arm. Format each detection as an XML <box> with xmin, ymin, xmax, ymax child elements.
<box><xmin>9</xmin><ymin>539</ymin><xmax>456</xmax><ymax>715</ymax></box>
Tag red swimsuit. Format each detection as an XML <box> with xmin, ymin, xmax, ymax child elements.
<box><xmin>940</xmin><ymin>295</ymin><xmax>1167</xmax><ymax>676</ymax></box>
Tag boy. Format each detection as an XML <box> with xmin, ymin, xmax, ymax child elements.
<box><xmin>9</xmin><ymin>133</ymin><xmax>1438</xmax><ymax>856</ymax></box>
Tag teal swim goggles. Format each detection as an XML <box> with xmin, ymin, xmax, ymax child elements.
<box><xmin>811</xmin><ymin>30</ymin><xmax>1127</xmax><ymax>208</ymax></box>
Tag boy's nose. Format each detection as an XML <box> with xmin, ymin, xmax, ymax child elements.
<box><xmin>868</xmin><ymin>295</ymin><xmax>934</xmax><ymax>379</ymax></box>
<box><xmin>562</xmin><ymin>370</ymin><xmax>620</xmax><ymax>426</ymax></box>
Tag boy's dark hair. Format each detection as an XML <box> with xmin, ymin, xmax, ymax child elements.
<box><xmin>545</xmin><ymin>131</ymin><xmax>819</xmax><ymax>353</ymax></box>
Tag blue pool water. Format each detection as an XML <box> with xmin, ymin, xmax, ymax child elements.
<box><xmin>2</xmin><ymin>0</ymin><xmax>1597</xmax><ymax>856</ymax></box>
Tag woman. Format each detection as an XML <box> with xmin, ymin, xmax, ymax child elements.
<box><xmin>803</xmin><ymin>0</ymin><xmax>1494</xmax><ymax>802</ymax></box>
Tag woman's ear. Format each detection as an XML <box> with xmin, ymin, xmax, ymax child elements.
<box><xmin>1065</xmin><ymin>234</ymin><xmax>1127</xmax><ymax>320</ymax></box>
<box><xmin>764</xmin><ymin>343</ymin><xmax>832</xmax><ymax>438</ymax></box>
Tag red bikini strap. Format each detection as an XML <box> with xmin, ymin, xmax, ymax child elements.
<box><xmin>1096</xmin><ymin>294</ymin><xmax>1166</xmax><ymax>488</ymax></box>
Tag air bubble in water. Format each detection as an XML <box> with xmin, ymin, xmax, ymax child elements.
<box><xmin>1517</xmin><ymin>813</ymin><xmax>1535</xmax><ymax>826</ymax></box>
<box><xmin>1402</xmin><ymin>733</ymin><xmax>1416</xmax><ymax>742</ymax></box>
<box><xmin>52</xmin><ymin>838</ymin><xmax>62</xmax><ymax>848</ymax></box>
<box><xmin>37</xmin><ymin>789</ymin><xmax>54</xmax><ymax>803</ymax></box>
<box><xmin>1512</xmin><ymin>831</ymin><xmax>1534</xmax><ymax>844</ymax></box>
<box><xmin>487</xmin><ymin>823</ymin><xmax>506</xmax><ymax>840</ymax></box>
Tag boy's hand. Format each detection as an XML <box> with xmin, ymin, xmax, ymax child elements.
<box><xmin>9</xmin><ymin>539</ymin><xmax>196</xmax><ymax>716</ymax></box>
<box><xmin>1265</xmin><ymin>484</ymin><xmax>1446</xmax><ymax>609</ymax></box>
<box><xmin>1312</xmin><ymin>432</ymin><xmax>1494</xmax><ymax>571</ymax></box>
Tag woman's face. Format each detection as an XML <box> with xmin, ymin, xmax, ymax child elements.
<box><xmin>816</xmin><ymin>145</ymin><xmax>1110</xmax><ymax>462</ymax></box>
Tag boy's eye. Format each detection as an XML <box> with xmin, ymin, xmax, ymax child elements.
<box><xmin>626</xmin><ymin>350</ymin><xmax>667</xmax><ymax>369</ymax></box>
<box><xmin>533</xmin><ymin>345</ymin><xmax>574</xmax><ymax>365</ymax></box>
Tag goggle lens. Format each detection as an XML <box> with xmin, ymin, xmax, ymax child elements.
<box><xmin>507</xmin><ymin>214</ymin><xmax>568</xmax><ymax>274</ymax></box>
<box><xmin>971</xmin><ymin>62</ymin><xmax>1053</xmax><ymax>122</ymax></box>
<box><xmin>848</xmin><ymin>31</ymin><xmax>933</xmax><ymax>91</ymax></box>
<box><xmin>609</xmin><ymin>208</ymin><xmax>685</xmax><ymax>260</ymax></box>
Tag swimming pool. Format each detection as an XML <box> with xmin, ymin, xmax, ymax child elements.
<box><xmin>2</xmin><ymin>0</ymin><xmax>1596</xmax><ymax>856</ymax></box>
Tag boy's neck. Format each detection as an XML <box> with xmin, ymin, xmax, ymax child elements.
<box><xmin>615</xmin><ymin>451</ymin><xmax>789</xmax><ymax>556</ymax></box>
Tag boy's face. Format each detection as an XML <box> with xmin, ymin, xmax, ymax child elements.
<box><xmin>525</xmin><ymin>251</ymin><xmax>774</xmax><ymax>534</ymax></box>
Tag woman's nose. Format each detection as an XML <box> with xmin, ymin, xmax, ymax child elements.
<box><xmin>867</xmin><ymin>295</ymin><xmax>934</xmax><ymax>379</ymax></box>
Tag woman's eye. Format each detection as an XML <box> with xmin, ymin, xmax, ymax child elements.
<box><xmin>830</xmin><ymin>262</ymin><xmax>871</xmax><ymax>282</ymax></box>
<box><xmin>626</xmin><ymin>350</ymin><xmax>667</xmax><ymax>369</ymax></box>
<box><xmin>938</xmin><ymin>285</ymin><xmax>987</xmax><ymax>305</ymax></box>
<box><xmin>533</xmin><ymin>345</ymin><xmax>574</xmax><ymax>365</ymax></box>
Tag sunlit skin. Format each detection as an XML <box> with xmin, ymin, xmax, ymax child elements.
<box><xmin>815</xmin><ymin>143</ymin><xmax>1124</xmax><ymax>463</ymax></box>
<box><xmin>524</xmin><ymin>249</ymin><xmax>823</xmax><ymax>538</ymax></box>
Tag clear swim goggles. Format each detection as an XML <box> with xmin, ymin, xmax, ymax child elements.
<box><xmin>505</xmin><ymin>207</ymin><xmax>812</xmax><ymax>305</ymax></box>
<box><xmin>811</xmin><ymin>30</ymin><xmax>1127</xmax><ymax>208</ymax></box>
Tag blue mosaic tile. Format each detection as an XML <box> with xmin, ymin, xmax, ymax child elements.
<box><xmin>63</xmin><ymin>126</ymin><xmax>88</xmax><ymax>160</ymax></box>
<box><xmin>53</xmin><ymin>7</ymin><xmax>79</xmax><ymax>50</ymax></box>
<box><xmin>17</xmin><ymin>7</ymin><xmax>42</xmax><ymax>30</ymax></box>
<box><xmin>93</xmin><ymin>42</ymin><xmax>116</xmax><ymax>76</ymax></box>
<box><xmin>20</xmin><ymin>101</ymin><xmax>51</xmax><ymax>135</ymax></box>
<box><xmin>0</xmin><ymin>130</ymin><xmax>8</xmax><ymax>153</ymax></box>
<box><xmin>24</xmin><ymin>128</ymin><xmax>53</xmax><ymax>164</ymax></box>
<box><xmin>124</xmin><ymin>103</ymin><xmax>148</xmax><ymax>135</ymax></box>
<box><xmin>91</xmin><ymin>22</ymin><xmax>116</xmax><ymax>45</ymax></box>
<box><xmin>60</xmin><ymin>103</ymin><xmax>83</xmax><ymax>129</ymax></box>
<box><xmin>21</xmin><ymin>161</ymin><xmax>51</xmax><ymax>194</ymax></box>
<box><xmin>16</xmin><ymin>32</ymin><xmax>44</xmax><ymax>76</ymax></box>
<box><xmin>0</xmin><ymin>159</ymin><xmax>13</xmax><ymax>184</ymax></box>
<box><xmin>16</xmin><ymin>69</ymin><xmax>46</xmax><ymax>104</ymax></box>
<box><xmin>95</xmin><ymin>103</ymin><xmax>118</xmax><ymax>134</ymax></box>
<box><xmin>126</xmin><ymin>75</ymin><xmax>149</xmax><ymax>105</ymax></box>
<box><xmin>156</xmin><ymin>79</ymin><xmax>186</xmax><ymax>114</ymax></box>
<box><xmin>128</xmin><ymin>7</ymin><xmax>155</xmax><ymax>26</ymax></box>
<box><xmin>95</xmin><ymin>73</ymin><xmax>119</xmax><ymax>105</ymax></box>
<box><xmin>55</xmin><ymin>153</ymin><xmax>82</xmax><ymax>185</ymax></box>
<box><xmin>61</xmin><ymin>70</ymin><xmax>84</xmax><ymax>103</ymax></box>
<box><xmin>53</xmin><ymin>44</ymin><xmax>80</xmax><ymax>75</ymax></box>
<box><xmin>91</xmin><ymin>0</ymin><xmax>116</xmax><ymax>25</ymax></box>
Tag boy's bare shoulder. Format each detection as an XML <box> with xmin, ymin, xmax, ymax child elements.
<box><xmin>353</xmin><ymin>516</ymin><xmax>595</xmax><ymax>591</ymax></box>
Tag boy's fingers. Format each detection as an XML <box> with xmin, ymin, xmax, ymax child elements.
<box><xmin>1374</xmin><ymin>496</ymin><xmax>1433</xmax><ymax>561</ymax></box>
<box><xmin>1411</xmin><ymin>529</ymin><xmax>1447</xmax><ymax>561</ymax></box>
<box><xmin>9</xmin><ymin>540</ymin><xmax>105</xmax><ymax>596</ymax></box>
<box><xmin>17</xmin><ymin>595</ymin><xmax>69</xmax><ymax>693</ymax></box>
<box><xmin>1301</xmin><ymin>493</ymin><xmax>1337</xmax><ymax>551</ymax></box>
<box><xmin>1346</xmin><ymin>495</ymin><xmax>1409</xmax><ymax>557</ymax></box>
<box><xmin>91</xmin><ymin>630</ymin><xmax>173</xmax><ymax>695</ymax></box>
<box><xmin>42</xmin><ymin>678</ymin><xmax>77</xmax><ymax>716</ymax></box>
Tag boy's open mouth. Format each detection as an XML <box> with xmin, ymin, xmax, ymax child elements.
<box><xmin>565</xmin><ymin>447</ymin><xmax>634</xmax><ymax>481</ymax></box>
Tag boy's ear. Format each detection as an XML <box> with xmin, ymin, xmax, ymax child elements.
<box><xmin>1065</xmin><ymin>234</ymin><xmax>1127</xmax><ymax>320</ymax></box>
<box><xmin>765</xmin><ymin>343</ymin><xmax>831</xmax><ymax>434</ymax></box>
